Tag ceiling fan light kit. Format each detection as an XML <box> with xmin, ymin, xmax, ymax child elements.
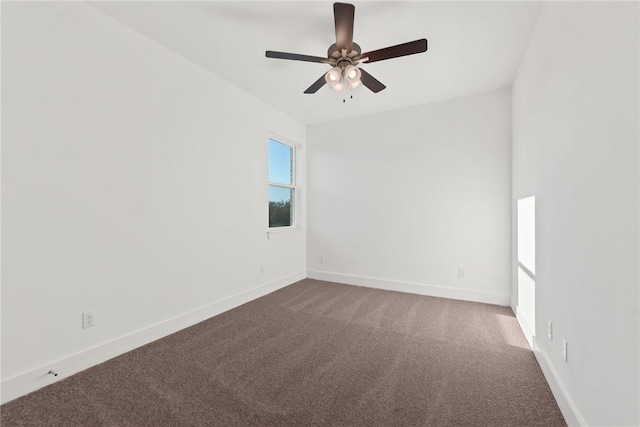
<box><xmin>265</xmin><ymin>2</ymin><xmax>428</xmax><ymax>96</ymax></box>
<box><xmin>324</xmin><ymin>64</ymin><xmax>362</xmax><ymax>93</ymax></box>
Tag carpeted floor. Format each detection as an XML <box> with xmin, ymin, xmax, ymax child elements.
<box><xmin>1</xmin><ymin>279</ymin><xmax>566</xmax><ymax>426</ymax></box>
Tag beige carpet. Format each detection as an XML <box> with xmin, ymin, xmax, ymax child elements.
<box><xmin>1</xmin><ymin>279</ymin><xmax>566</xmax><ymax>426</ymax></box>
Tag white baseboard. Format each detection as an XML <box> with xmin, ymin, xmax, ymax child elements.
<box><xmin>532</xmin><ymin>336</ymin><xmax>586</xmax><ymax>427</ymax></box>
<box><xmin>515</xmin><ymin>305</ymin><xmax>534</xmax><ymax>349</ymax></box>
<box><xmin>307</xmin><ymin>270</ymin><xmax>510</xmax><ymax>306</ymax></box>
<box><xmin>0</xmin><ymin>271</ymin><xmax>305</xmax><ymax>405</ymax></box>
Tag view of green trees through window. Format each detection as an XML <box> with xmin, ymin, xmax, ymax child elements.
<box><xmin>268</xmin><ymin>139</ymin><xmax>295</xmax><ymax>228</ymax></box>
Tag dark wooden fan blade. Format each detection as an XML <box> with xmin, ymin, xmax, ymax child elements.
<box><xmin>334</xmin><ymin>3</ymin><xmax>355</xmax><ymax>52</ymax></box>
<box><xmin>304</xmin><ymin>74</ymin><xmax>327</xmax><ymax>94</ymax></box>
<box><xmin>265</xmin><ymin>51</ymin><xmax>328</xmax><ymax>64</ymax></box>
<box><xmin>359</xmin><ymin>68</ymin><xmax>386</xmax><ymax>93</ymax></box>
<box><xmin>361</xmin><ymin>39</ymin><xmax>428</xmax><ymax>64</ymax></box>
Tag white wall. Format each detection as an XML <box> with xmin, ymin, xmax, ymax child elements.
<box><xmin>1</xmin><ymin>2</ymin><xmax>306</xmax><ymax>402</ymax></box>
<box><xmin>307</xmin><ymin>89</ymin><xmax>512</xmax><ymax>305</ymax></box>
<box><xmin>512</xmin><ymin>2</ymin><xmax>639</xmax><ymax>426</ymax></box>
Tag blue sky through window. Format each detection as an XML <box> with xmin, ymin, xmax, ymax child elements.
<box><xmin>269</xmin><ymin>186</ymin><xmax>292</xmax><ymax>203</ymax></box>
<box><xmin>269</xmin><ymin>139</ymin><xmax>292</xmax><ymax>185</ymax></box>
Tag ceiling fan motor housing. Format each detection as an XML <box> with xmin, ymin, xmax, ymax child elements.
<box><xmin>328</xmin><ymin>42</ymin><xmax>361</xmax><ymax>61</ymax></box>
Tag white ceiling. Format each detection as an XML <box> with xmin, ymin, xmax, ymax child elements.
<box><xmin>92</xmin><ymin>1</ymin><xmax>541</xmax><ymax>124</ymax></box>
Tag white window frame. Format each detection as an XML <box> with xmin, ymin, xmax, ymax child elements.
<box><xmin>268</xmin><ymin>136</ymin><xmax>297</xmax><ymax>230</ymax></box>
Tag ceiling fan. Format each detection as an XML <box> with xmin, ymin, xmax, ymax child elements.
<box><xmin>265</xmin><ymin>2</ymin><xmax>428</xmax><ymax>95</ymax></box>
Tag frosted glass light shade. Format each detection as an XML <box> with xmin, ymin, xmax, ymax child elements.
<box><xmin>329</xmin><ymin>81</ymin><xmax>344</xmax><ymax>92</ymax></box>
<box><xmin>325</xmin><ymin>67</ymin><xmax>343</xmax><ymax>86</ymax></box>
<box><xmin>344</xmin><ymin>65</ymin><xmax>362</xmax><ymax>91</ymax></box>
<box><xmin>345</xmin><ymin>65</ymin><xmax>361</xmax><ymax>81</ymax></box>
<box><xmin>348</xmin><ymin>79</ymin><xmax>362</xmax><ymax>90</ymax></box>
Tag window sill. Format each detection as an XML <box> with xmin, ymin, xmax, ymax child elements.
<box><xmin>266</xmin><ymin>226</ymin><xmax>303</xmax><ymax>237</ymax></box>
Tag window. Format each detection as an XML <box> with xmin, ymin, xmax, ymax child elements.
<box><xmin>268</xmin><ymin>138</ymin><xmax>296</xmax><ymax>228</ymax></box>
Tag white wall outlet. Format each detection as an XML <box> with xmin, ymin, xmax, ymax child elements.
<box><xmin>319</xmin><ymin>256</ymin><xmax>325</xmax><ymax>264</ymax></box>
<box><xmin>458</xmin><ymin>268</ymin><xmax>466</xmax><ymax>278</ymax></box>
<box><xmin>82</xmin><ymin>311</ymin><xmax>95</xmax><ymax>329</ymax></box>
<box><xmin>547</xmin><ymin>321</ymin><xmax>553</xmax><ymax>340</ymax></box>
<box><xmin>260</xmin><ymin>265</ymin><xmax>264</xmax><ymax>274</ymax></box>
<box><xmin>562</xmin><ymin>339</ymin><xmax>568</xmax><ymax>362</ymax></box>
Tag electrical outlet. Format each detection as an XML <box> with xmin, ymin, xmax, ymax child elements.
<box><xmin>260</xmin><ymin>265</ymin><xmax>264</xmax><ymax>274</ymax></box>
<box><xmin>562</xmin><ymin>339</ymin><xmax>568</xmax><ymax>363</ymax></box>
<box><xmin>548</xmin><ymin>321</ymin><xmax>553</xmax><ymax>340</ymax></box>
<box><xmin>82</xmin><ymin>311</ymin><xmax>95</xmax><ymax>329</ymax></box>
<box><xmin>458</xmin><ymin>268</ymin><xmax>466</xmax><ymax>278</ymax></box>
<box><xmin>319</xmin><ymin>256</ymin><xmax>325</xmax><ymax>264</ymax></box>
